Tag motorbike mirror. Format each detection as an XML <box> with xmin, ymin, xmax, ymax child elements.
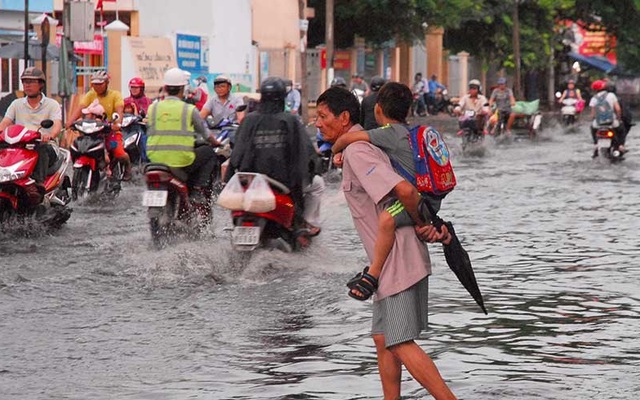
<box><xmin>555</xmin><ymin>91</ymin><xmax>562</xmax><ymax>99</ymax></box>
<box><xmin>112</xmin><ymin>113</ymin><xmax>120</xmax><ymax>121</ymax></box>
<box><xmin>236</xmin><ymin>104</ymin><xmax>247</xmax><ymax>112</ymax></box>
<box><xmin>40</xmin><ymin>119</ymin><xmax>54</xmax><ymax>129</ymax></box>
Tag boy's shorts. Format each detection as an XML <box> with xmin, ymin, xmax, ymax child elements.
<box><xmin>384</xmin><ymin>198</ymin><xmax>432</xmax><ymax>227</ymax></box>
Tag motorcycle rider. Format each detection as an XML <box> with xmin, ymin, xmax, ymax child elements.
<box><xmin>589</xmin><ymin>79</ymin><xmax>624</xmax><ymax>156</ymax></box>
<box><xmin>225</xmin><ymin>77</ymin><xmax>315</xmax><ymax>234</ymax></box>
<box><xmin>199</xmin><ymin>75</ymin><xmax>245</xmax><ymax>125</ymax></box>
<box><xmin>360</xmin><ymin>76</ymin><xmax>386</xmax><ymax>130</ymax></box>
<box><xmin>0</xmin><ymin>67</ymin><xmax>62</xmax><ymax>205</ymax></box>
<box><xmin>350</xmin><ymin>73</ymin><xmax>369</xmax><ymax>97</ymax></box>
<box><xmin>558</xmin><ymin>79</ymin><xmax>583</xmax><ymax>105</ymax></box>
<box><xmin>426</xmin><ymin>74</ymin><xmax>446</xmax><ymax>114</ymax></box>
<box><xmin>606</xmin><ymin>80</ymin><xmax>633</xmax><ymax>141</ymax></box>
<box><xmin>146</xmin><ymin>68</ymin><xmax>218</xmax><ymax>201</ymax></box>
<box><xmin>124</xmin><ymin>77</ymin><xmax>152</xmax><ymax>117</ymax></box>
<box><xmin>455</xmin><ymin>79</ymin><xmax>490</xmax><ymax>135</ymax></box>
<box><xmin>488</xmin><ymin>77</ymin><xmax>516</xmax><ymax>136</ymax></box>
<box><xmin>67</xmin><ymin>70</ymin><xmax>124</xmax><ymax>126</ymax></box>
<box><xmin>77</xmin><ymin>99</ymin><xmax>132</xmax><ymax>181</ymax></box>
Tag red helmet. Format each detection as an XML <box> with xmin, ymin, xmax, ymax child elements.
<box><xmin>129</xmin><ymin>77</ymin><xmax>145</xmax><ymax>89</ymax></box>
<box><xmin>591</xmin><ymin>80</ymin><xmax>606</xmax><ymax>91</ymax></box>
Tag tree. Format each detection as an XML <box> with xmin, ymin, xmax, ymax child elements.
<box><xmin>307</xmin><ymin>0</ymin><xmax>476</xmax><ymax>49</ymax></box>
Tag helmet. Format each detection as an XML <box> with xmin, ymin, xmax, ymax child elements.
<box><xmin>330</xmin><ymin>76</ymin><xmax>347</xmax><ymax>88</ymax></box>
<box><xmin>468</xmin><ymin>79</ymin><xmax>481</xmax><ymax>89</ymax></box>
<box><xmin>214</xmin><ymin>75</ymin><xmax>232</xmax><ymax>85</ymax></box>
<box><xmin>81</xmin><ymin>99</ymin><xmax>105</xmax><ymax>117</ymax></box>
<box><xmin>163</xmin><ymin>67</ymin><xmax>188</xmax><ymax>86</ymax></box>
<box><xmin>90</xmin><ymin>70</ymin><xmax>110</xmax><ymax>84</ymax></box>
<box><xmin>128</xmin><ymin>77</ymin><xmax>145</xmax><ymax>89</ymax></box>
<box><xmin>21</xmin><ymin>67</ymin><xmax>46</xmax><ymax>82</ymax></box>
<box><xmin>196</xmin><ymin>75</ymin><xmax>207</xmax><ymax>84</ymax></box>
<box><xmin>370</xmin><ymin>76</ymin><xmax>386</xmax><ymax>92</ymax></box>
<box><xmin>591</xmin><ymin>80</ymin><xmax>606</xmax><ymax>91</ymax></box>
<box><xmin>497</xmin><ymin>77</ymin><xmax>507</xmax><ymax>85</ymax></box>
<box><xmin>260</xmin><ymin>77</ymin><xmax>286</xmax><ymax>102</ymax></box>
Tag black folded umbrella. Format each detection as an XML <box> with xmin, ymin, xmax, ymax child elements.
<box><xmin>422</xmin><ymin>199</ymin><xmax>487</xmax><ymax>314</ymax></box>
<box><xmin>441</xmin><ymin>221</ymin><xmax>488</xmax><ymax>314</ymax></box>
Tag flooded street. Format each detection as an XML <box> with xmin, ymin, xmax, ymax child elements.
<box><xmin>1</xmin><ymin>123</ymin><xmax>639</xmax><ymax>399</ymax></box>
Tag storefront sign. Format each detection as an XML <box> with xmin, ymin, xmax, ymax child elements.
<box><xmin>176</xmin><ymin>33</ymin><xmax>208</xmax><ymax>75</ymax></box>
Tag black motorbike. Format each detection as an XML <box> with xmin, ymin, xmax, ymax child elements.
<box><xmin>120</xmin><ymin>113</ymin><xmax>147</xmax><ymax>169</ymax></box>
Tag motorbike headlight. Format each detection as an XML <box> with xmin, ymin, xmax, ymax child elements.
<box><xmin>124</xmin><ymin>135</ymin><xmax>137</xmax><ymax>147</ymax></box>
<box><xmin>0</xmin><ymin>165</ymin><xmax>26</xmax><ymax>183</ymax></box>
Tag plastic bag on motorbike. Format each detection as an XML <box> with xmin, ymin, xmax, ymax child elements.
<box><xmin>216</xmin><ymin>173</ymin><xmax>245</xmax><ymax>210</ymax></box>
<box><xmin>243</xmin><ymin>174</ymin><xmax>276</xmax><ymax>213</ymax></box>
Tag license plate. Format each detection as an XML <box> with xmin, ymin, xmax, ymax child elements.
<box><xmin>232</xmin><ymin>226</ymin><xmax>261</xmax><ymax>246</ymax></box>
<box><xmin>598</xmin><ymin>138</ymin><xmax>612</xmax><ymax>148</ymax></box>
<box><xmin>142</xmin><ymin>190</ymin><xmax>168</xmax><ymax>207</ymax></box>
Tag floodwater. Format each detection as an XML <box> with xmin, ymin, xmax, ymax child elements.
<box><xmin>1</xmin><ymin>122</ymin><xmax>639</xmax><ymax>399</ymax></box>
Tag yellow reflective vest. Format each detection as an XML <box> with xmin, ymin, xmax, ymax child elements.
<box><xmin>147</xmin><ymin>99</ymin><xmax>196</xmax><ymax>167</ymax></box>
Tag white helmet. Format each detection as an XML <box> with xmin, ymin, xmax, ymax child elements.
<box><xmin>163</xmin><ymin>67</ymin><xmax>188</xmax><ymax>86</ymax></box>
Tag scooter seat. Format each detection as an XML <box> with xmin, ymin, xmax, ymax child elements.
<box><xmin>144</xmin><ymin>163</ymin><xmax>189</xmax><ymax>182</ymax></box>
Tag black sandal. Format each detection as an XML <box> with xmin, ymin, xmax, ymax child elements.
<box><xmin>346</xmin><ymin>266</ymin><xmax>379</xmax><ymax>301</ymax></box>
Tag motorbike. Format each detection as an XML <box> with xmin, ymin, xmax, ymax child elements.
<box><xmin>0</xmin><ymin>120</ymin><xmax>72</xmax><ymax>227</ymax></box>
<box><xmin>141</xmin><ymin>148</ymin><xmax>216</xmax><ymax>247</ymax></box>
<box><xmin>595</xmin><ymin>127</ymin><xmax>624</xmax><ymax>161</ymax></box>
<box><xmin>431</xmin><ymin>88</ymin><xmax>455</xmax><ymax>116</ymax></box>
<box><xmin>226</xmin><ymin>172</ymin><xmax>312</xmax><ymax>252</ymax></box>
<box><xmin>457</xmin><ymin>110</ymin><xmax>486</xmax><ymax>156</ymax></box>
<box><xmin>120</xmin><ymin>113</ymin><xmax>147</xmax><ymax>169</ymax></box>
<box><xmin>206</xmin><ymin>116</ymin><xmax>239</xmax><ymax>195</ymax></box>
<box><xmin>69</xmin><ymin>118</ymin><xmax>124</xmax><ymax>201</ymax></box>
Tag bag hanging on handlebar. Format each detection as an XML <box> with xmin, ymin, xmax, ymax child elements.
<box><xmin>217</xmin><ymin>173</ymin><xmax>245</xmax><ymax>210</ymax></box>
<box><xmin>243</xmin><ymin>174</ymin><xmax>276</xmax><ymax>213</ymax></box>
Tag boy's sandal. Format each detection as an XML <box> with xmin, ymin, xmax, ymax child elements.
<box><xmin>346</xmin><ymin>266</ymin><xmax>379</xmax><ymax>301</ymax></box>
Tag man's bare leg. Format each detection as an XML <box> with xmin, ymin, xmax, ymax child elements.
<box><xmin>374</xmin><ymin>334</ymin><xmax>402</xmax><ymax>400</ymax></box>
<box><xmin>389</xmin><ymin>341</ymin><xmax>457</xmax><ymax>400</ymax></box>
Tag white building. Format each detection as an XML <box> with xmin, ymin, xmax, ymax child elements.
<box><xmin>136</xmin><ymin>0</ymin><xmax>254</xmax><ymax>92</ymax></box>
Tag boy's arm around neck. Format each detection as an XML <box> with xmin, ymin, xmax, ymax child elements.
<box><xmin>331</xmin><ymin>130</ymin><xmax>369</xmax><ymax>153</ymax></box>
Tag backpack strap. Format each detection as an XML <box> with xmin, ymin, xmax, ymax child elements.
<box><xmin>389</xmin><ymin>157</ymin><xmax>416</xmax><ymax>186</ymax></box>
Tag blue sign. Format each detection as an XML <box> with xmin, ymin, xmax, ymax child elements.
<box><xmin>2</xmin><ymin>0</ymin><xmax>52</xmax><ymax>12</ymax></box>
<box><xmin>176</xmin><ymin>34</ymin><xmax>205</xmax><ymax>75</ymax></box>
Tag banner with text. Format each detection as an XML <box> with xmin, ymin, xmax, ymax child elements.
<box><xmin>127</xmin><ymin>37</ymin><xmax>177</xmax><ymax>95</ymax></box>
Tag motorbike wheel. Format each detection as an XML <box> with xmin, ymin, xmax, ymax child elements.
<box><xmin>105</xmin><ymin>162</ymin><xmax>123</xmax><ymax>198</ymax></box>
<box><xmin>149</xmin><ymin>194</ymin><xmax>177</xmax><ymax>248</ymax></box>
<box><xmin>71</xmin><ymin>168</ymin><xmax>91</xmax><ymax>201</ymax></box>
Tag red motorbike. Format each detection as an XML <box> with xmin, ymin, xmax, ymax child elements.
<box><xmin>0</xmin><ymin>120</ymin><xmax>72</xmax><ymax>227</ymax></box>
<box><xmin>227</xmin><ymin>172</ymin><xmax>312</xmax><ymax>252</ymax></box>
<box><xmin>142</xmin><ymin>161</ymin><xmax>214</xmax><ymax>247</ymax></box>
<box><xmin>69</xmin><ymin>118</ymin><xmax>124</xmax><ymax>200</ymax></box>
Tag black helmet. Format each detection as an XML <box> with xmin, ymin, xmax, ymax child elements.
<box><xmin>330</xmin><ymin>77</ymin><xmax>347</xmax><ymax>88</ymax></box>
<box><xmin>370</xmin><ymin>76</ymin><xmax>386</xmax><ymax>92</ymax></box>
<box><xmin>605</xmin><ymin>80</ymin><xmax>617</xmax><ymax>94</ymax></box>
<box><xmin>260</xmin><ymin>77</ymin><xmax>287</xmax><ymax>102</ymax></box>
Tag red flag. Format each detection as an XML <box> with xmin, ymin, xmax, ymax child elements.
<box><xmin>96</xmin><ymin>0</ymin><xmax>116</xmax><ymax>10</ymax></box>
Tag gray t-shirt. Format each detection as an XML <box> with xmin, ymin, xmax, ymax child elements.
<box><xmin>368</xmin><ymin>123</ymin><xmax>416</xmax><ymax>176</ymax></box>
<box><xmin>367</xmin><ymin>123</ymin><xmax>441</xmax><ymax>212</ymax></box>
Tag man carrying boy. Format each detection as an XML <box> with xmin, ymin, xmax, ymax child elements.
<box><xmin>315</xmin><ymin>85</ymin><xmax>456</xmax><ymax>400</ymax></box>
<box><xmin>331</xmin><ymin>82</ymin><xmax>452</xmax><ymax>301</ymax></box>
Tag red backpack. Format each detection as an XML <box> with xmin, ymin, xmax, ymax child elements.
<box><xmin>390</xmin><ymin>125</ymin><xmax>457</xmax><ymax>198</ymax></box>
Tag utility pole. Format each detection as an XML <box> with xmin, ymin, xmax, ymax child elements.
<box><xmin>24</xmin><ymin>0</ymin><xmax>29</xmax><ymax>65</ymax></box>
<box><xmin>512</xmin><ymin>0</ymin><xmax>522</xmax><ymax>99</ymax></box>
<box><xmin>299</xmin><ymin>0</ymin><xmax>309</xmax><ymax>123</ymax></box>
<box><xmin>325</xmin><ymin>0</ymin><xmax>334</xmax><ymax>87</ymax></box>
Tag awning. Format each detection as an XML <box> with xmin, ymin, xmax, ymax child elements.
<box><xmin>567</xmin><ymin>51</ymin><xmax>617</xmax><ymax>74</ymax></box>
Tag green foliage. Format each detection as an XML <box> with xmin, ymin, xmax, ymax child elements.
<box><xmin>307</xmin><ymin>0</ymin><xmax>640</xmax><ymax>74</ymax></box>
